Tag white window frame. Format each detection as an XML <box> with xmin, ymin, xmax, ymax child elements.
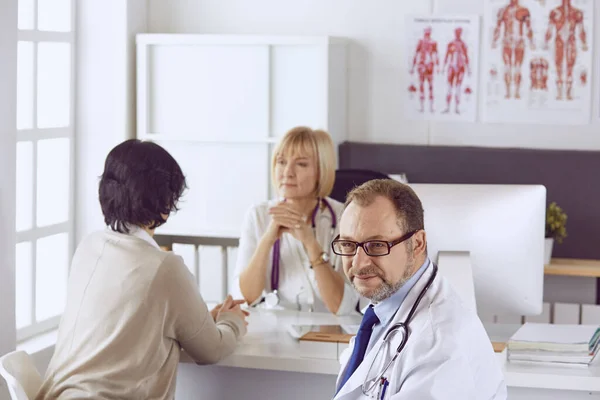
<box><xmin>16</xmin><ymin>0</ymin><xmax>76</xmax><ymax>342</ymax></box>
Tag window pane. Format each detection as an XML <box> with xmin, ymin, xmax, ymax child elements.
<box><xmin>36</xmin><ymin>233</ymin><xmax>69</xmax><ymax>321</ymax></box>
<box><xmin>16</xmin><ymin>242</ymin><xmax>33</xmax><ymax>329</ymax></box>
<box><xmin>172</xmin><ymin>244</ymin><xmax>196</xmax><ymax>277</ymax></box>
<box><xmin>37</xmin><ymin>42</ymin><xmax>70</xmax><ymax>128</ymax></box>
<box><xmin>17</xmin><ymin>41</ymin><xmax>34</xmax><ymax>130</ymax></box>
<box><xmin>18</xmin><ymin>0</ymin><xmax>35</xmax><ymax>30</ymax></box>
<box><xmin>37</xmin><ymin>0</ymin><xmax>71</xmax><ymax>32</ymax></box>
<box><xmin>37</xmin><ymin>138</ymin><xmax>70</xmax><ymax>227</ymax></box>
<box><xmin>16</xmin><ymin>142</ymin><xmax>34</xmax><ymax>232</ymax></box>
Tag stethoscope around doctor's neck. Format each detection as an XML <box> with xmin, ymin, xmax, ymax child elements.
<box><xmin>265</xmin><ymin>197</ymin><xmax>337</xmax><ymax>309</ymax></box>
<box><xmin>361</xmin><ymin>262</ymin><xmax>439</xmax><ymax>396</ymax></box>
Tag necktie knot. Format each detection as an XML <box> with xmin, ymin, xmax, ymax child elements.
<box><xmin>359</xmin><ymin>305</ymin><xmax>379</xmax><ymax>331</ymax></box>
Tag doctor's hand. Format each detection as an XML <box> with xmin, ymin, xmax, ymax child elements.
<box><xmin>268</xmin><ymin>202</ymin><xmax>315</xmax><ymax>245</ymax></box>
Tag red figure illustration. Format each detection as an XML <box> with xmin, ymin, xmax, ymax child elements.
<box><xmin>410</xmin><ymin>27</ymin><xmax>440</xmax><ymax>113</ymax></box>
<box><xmin>464</xmin><ymin>86</ymin><xmax>473</xmax><ymax>102</ymax></box>
<box><xmin>530</xmin><ymin>58</ymin><xmax>549</xmax><ymax>90</ymax></box>
<box><xmin>408</xmin><ymin>84</ymin><xmax>417</xmax><ymax>99</ymax></box>
<box><xmin>442</xmin><ymin>27</ymin><xmax>471</xmax><ymax>114</ymax></box>
<box><xmin>544</xmin><ymin>0</ymin><xmax>588</xmax><ymax>100</ymax></box>
<box><xmin>492</xmin><ymin>0</ymin><xmax>536</xmax><ymax>99</ymax></box>
<box><xmin>580</xmin><ymin>69</ymin><xmax>587</xmax><ymax>85</ymax></box>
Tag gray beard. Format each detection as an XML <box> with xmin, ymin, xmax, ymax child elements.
<box><xmin>357</xmin><ymin>259</ymin><xmax>415</xmax><ymax>302</ymax></box>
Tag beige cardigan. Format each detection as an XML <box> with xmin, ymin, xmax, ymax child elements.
<box><xmin>36</xmin><ymin>228</ymin><xmax>246</xmax><ymax>400</ymax></box>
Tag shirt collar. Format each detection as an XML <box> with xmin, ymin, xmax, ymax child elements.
<box><xmin>373</xmin><ymin>257</ymin><xmax>431</xmax><ymax>327</ymax></box>
<box><xmin>123</xmin><ymin>225</ymin><xmax>161</xmax><ymax>249</ymax></box>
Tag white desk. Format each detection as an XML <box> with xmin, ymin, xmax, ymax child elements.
<box><xmin>175</xmin><ymin>309</ymin><xmax>600</xmax><ymax>400</ymax></box>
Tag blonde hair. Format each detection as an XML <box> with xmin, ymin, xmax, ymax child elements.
<box><xmin>271</xmin><ymin>126</ymin><xmax>336</xmax><ymax>198</ymax></box>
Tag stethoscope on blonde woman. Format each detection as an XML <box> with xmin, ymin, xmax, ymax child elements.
<box><xmin>264</xmin><ymin>197</ymin><xmax>337</xmax><ymax>309</ymax></box>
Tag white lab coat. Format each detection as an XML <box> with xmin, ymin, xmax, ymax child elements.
<box><xmin>334</xmin><ymin>262</ymin><xmax>507</xmax><ymax>399</ymax></box>
<box><xmin>234</xmin><ymin>197</ymin><xmax>361</xmax><ymax>315</ymax></box>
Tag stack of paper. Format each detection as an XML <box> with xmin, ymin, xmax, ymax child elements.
<box><xmin>507</xmin><ymin>323</ymin><xmax>600</xmax><ymax>366</ymax></box>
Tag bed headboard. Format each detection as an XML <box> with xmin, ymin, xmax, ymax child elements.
<box><xmin>338</xmin><ymin>142</ymin><xmax>597</xmax><ymax>260</ymax></box>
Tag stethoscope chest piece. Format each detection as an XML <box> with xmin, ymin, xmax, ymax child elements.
<box><xmin>265</xmin><ymin>290</ymin><xmax>280</xmax><ymax>308</ymax></box>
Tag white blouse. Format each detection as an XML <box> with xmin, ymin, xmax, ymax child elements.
<box><xmin>234</xmin><ymin>197</ymin><xmax>361</xmax><ymax>315</ymax></box>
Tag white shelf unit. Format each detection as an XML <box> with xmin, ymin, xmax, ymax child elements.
<box><xmin>136</xmin><ymin>34</ymin><xmax>348</xmax><ymax>237</ymax></box>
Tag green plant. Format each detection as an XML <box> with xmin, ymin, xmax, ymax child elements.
<box><xmin>545</xmin><ymin>202</ymin><xmax>567</xmax><ymax>244</ymax></box>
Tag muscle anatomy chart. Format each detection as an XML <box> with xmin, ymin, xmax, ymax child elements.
<box><xmin>405</xmin><ymin>16</ymin><xmax>480</xmax><ymax>122</ymax></box>
<box><xmin>482</xmin><ymin>0</ymin><xmax>592</xmax><ymax>124</ymax></box>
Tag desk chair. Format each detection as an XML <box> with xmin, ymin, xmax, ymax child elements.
<box><xmin>330</xmin><ymin>169</ymin><xmax>390</xmax><ymax>203</ymax></box>
<box><xmin>0</xmin><ymin>351</ymin><xmax>42</xmax><ymax>400</ymax></box>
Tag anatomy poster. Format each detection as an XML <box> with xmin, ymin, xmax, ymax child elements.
<box><xmin>482</xmin><ymin>0</ymin><xmax>593</xmax><ymax>124</ymax></box>
<box><xmin>405</xmin><ymin>15</ymin><xmax>480</xmax><ymax>122</ymax></box>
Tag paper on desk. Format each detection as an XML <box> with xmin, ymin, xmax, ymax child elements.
<box><xmin>509</xmin><ymin>323</ymin><xmax>600</xmax><ymax>352</ymax></box>
<box><xmin>287</xmin><ymin>324</ymin><xmax>359</xmax><ymax>339</ymax></box>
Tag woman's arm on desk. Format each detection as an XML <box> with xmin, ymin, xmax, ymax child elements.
<box><xmin>238</xmin><ymin>234</ymin><xmax>274</xmax><ymax>305</ymax></box>
<box><xmin>311</xmin><ymin>251</ymin><xmax>360</xmax><ymax>316</ymax></box>
<box><xmin>158</xmin><ymin>254</ymin><xmax>248</xmax><ymax>364</ymax></box>
<box><xmin>237</xmin><ymin>206</ymin><xmax>278</xmax><ymax>305</ymax></box>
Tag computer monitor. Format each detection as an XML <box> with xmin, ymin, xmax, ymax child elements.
<box><xmin>408</xmin><ymin>184</ymin><xmax>546</xmax><ymax>318</ymax></box>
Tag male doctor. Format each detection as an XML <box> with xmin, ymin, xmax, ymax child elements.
<box><xmin>331</xmin><ymin>179</ymin><xmax>506</xmax><ymax>399</ymax></box>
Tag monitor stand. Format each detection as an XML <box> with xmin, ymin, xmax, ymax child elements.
<box><xmin>437</xmin><ymin>251</ymin><xmax>477</xmax><ymax>312</ymax></box>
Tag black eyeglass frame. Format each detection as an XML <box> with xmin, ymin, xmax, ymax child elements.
<box><xmin>331</xmin><ymin>230</ymin><xmax>418</xmax><ymax>257</ymax></box>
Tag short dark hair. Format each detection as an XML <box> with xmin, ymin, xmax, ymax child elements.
<box><xmin>99</xmin><ymin>139</ymin><xmax>187</xmax><ymax>233</ymax></box>
<box><xmin>344</xmin><ymin>179</ymin><xmax>424</xmax><ymax>233</ymax></box>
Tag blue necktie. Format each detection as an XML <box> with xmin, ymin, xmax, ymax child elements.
<box><xmin>337</xmin><ymin>305</ymin><xmax>380</xmax><ymax>393</ymax></box>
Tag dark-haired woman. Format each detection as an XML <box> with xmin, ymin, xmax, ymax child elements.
<box><xmin>36</xmin><ymin>139</ymin><xmax>248</xmax><ymax>400</ymax></box>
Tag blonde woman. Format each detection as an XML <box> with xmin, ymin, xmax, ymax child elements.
<box><xmin>235</xmin><ymin>127</ymin><xmax>360</xmax><ymax>315</ymax></box>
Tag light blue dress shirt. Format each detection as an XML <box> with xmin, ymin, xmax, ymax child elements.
<box><xmin>367</xmin><ymin>258</ymin><xmax>431</xmax><ymax>352</ymax></box>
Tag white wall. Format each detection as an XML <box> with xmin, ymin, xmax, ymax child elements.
<box><xmin>0</xmin><ymin>1</ymin><xmax>17</xmax><ymax>398</ymax></box>
<box><xmin>147</xmin><ymin>0</ymin><xmax>600</xmax><ymax>150</ymax></box>
<box><xmin>75</xmin><ymin>0</ymin><xmax>147</xmax><ymax>245</ymax></box>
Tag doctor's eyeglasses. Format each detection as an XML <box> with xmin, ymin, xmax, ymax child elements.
<box><xmin>331</xmin><ymin>230</ymin><xmax>418</xmax><ymax>257</ymax></box>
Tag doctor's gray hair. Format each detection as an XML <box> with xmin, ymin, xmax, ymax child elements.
<box><xmin>344</xmin><ymin>179</ymin><xmax>425</xmax><ymax>235</ymax></box>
